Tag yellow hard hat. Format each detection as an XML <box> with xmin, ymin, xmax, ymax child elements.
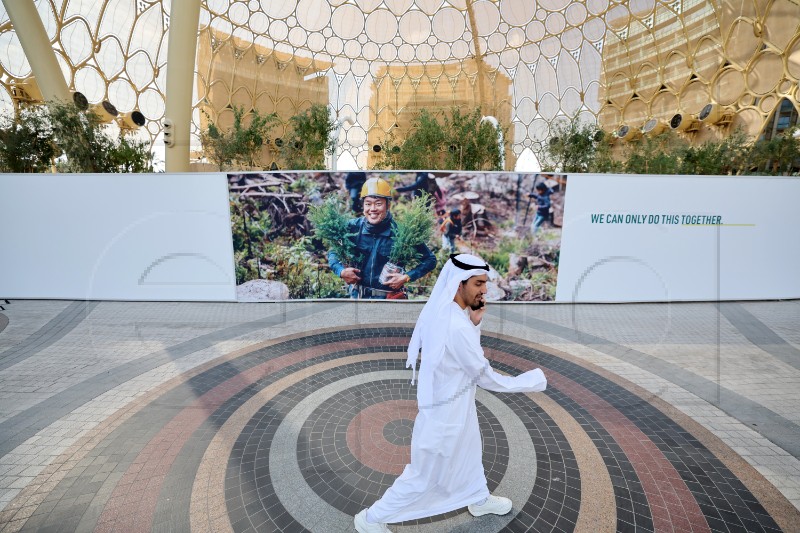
<box><xmin>360</xmin><ymin>177</ymin><xmax>393</xmax><ymax>199</ymax></box>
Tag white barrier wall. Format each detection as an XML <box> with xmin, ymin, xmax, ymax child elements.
<box><xmin>0</xmin><ymin>173</ymin><xmax>236</xmax><ymax>301</ymax></box>
<box><xmin>556</xmin><ymin>175</ymin><xmax>800</xmax><ymax>302</ymax></box>
<box><xmin>2</xmin><ymin>172</ymin><xmax>797</xmax><ymax>303</ymax></box>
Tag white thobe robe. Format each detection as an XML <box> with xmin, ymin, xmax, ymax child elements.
<box><xmin>368</xmin><ymin>301</ymin><xmax>547</xmax><ymax>523</ymax></box>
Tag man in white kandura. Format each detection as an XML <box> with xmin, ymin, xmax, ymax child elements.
<box><xmin>354</xmin><ymin>253</ymin><xmax>548</xmax><ymax>532</ymax></box>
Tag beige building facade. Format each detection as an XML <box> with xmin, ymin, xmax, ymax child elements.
<box><xmin>599</xmin><ymin>0</ymin><xmax>800</xmax><ymax>145</ymax></box>
<box><xmin>194</xmin><ymin>28</ymin><xmax>330</xmax><ymax>168</ymax></box>
<box><xmin>366</xmin><ymin>60</ymin><xmax>513</xmax><ymax>168</ymax></box>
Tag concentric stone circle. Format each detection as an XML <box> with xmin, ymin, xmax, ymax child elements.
<box><xmin>383</xmin><ymin>419</ymin><xmax>413</xmax><ymax>446</ymax></box>
<box><xmin>4</xmin><ymin>326</ymin><xmax>799</xmax><ymax>533</ymax></box>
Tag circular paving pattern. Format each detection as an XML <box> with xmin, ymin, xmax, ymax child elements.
<box><xmin>5</xmin><ymin>326</ymin><xmax>800</xmax><ymax>533</ymax></box>
<box><xmin>383</xmin><ymin>419</ymin><xmax>414</xmax><ymax>446</ymax></box>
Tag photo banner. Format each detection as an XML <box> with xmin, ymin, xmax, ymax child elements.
<box><xmin>556</xmin><ymin>174</ymin><xmax>800</xmax><ymax>302</ymax></box>
<box><xmin>3</xmin><ymin>172</ymin><xmax>796</xmax><ymax>303</ymax></box>
<box><xmin>227</xmin><ymin>171</ymin><xmax>566</xmax><ymax>301</ymax></box>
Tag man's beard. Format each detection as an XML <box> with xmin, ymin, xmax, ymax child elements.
<box><xmin>469</xmin><ymin>300</ymin><xmax>485</xmax><ymax>311</ymax></box>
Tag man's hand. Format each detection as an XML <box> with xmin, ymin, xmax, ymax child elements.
<box><xmin>340</xmin><ymin>267</ymin><xmax>361</xmax><ymax>284</ymax></box>
<box><xmin>469</xmin><ymin>300</ymin><xmax>486</xmax><ymax>325</ymax></box>
<box><xmin>384</xmin><ymin>272</ymin><xmax>409</xmax><ymax>290</ymax></box>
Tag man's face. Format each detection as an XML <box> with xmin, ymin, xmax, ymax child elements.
<box><xmin>363</xmin><ymin>197</ymin><xmax>388</xmax><ymax>224</ymax></box>
<box><xmin>459</xmin><ymin>274</ymin><xmax>488</xmax><ymax>310</ymax></box>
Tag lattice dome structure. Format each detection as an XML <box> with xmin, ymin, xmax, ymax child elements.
<box><xmin>0</xmin><ymin>0</ymin><xmax>798</xmax><ymax>171</ymax></box>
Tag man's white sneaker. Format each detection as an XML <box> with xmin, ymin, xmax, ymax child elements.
<box><xmin>468</xmin><ymin>495</ymin><xmax>513</xmax><ymax>517</ymax></box>
<box><xmin>354</xmin><ymin>509</ymin><xmax>392</xmax><ymax>532</ymax></box>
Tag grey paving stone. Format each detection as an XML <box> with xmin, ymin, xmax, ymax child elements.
<box><xmin>0</xmin><ymin>302</ymin><xmax>98</xmax><ymax>372</ymax></box>
<box><xmin>0</xmin><ymin>301</ymin><xmax>346</xmax><ymax>456</ymax></box>
<box><xmin>498</xmin><ymin>305</ymin><xmax>800</xmax><ymax>458</ymax></box>
<box><xmin>719</xmin><ymin>302</ymin><xmax>800</xmax><ymax>371</ymax></box>
<box><xmin>0</xmin><ymin>298</ymin><xmax>798</xmax><ymax>528</ymax></box>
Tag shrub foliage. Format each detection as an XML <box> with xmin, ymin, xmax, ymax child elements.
<box><xmin>374</xmin><ymin>107</ymin><xmax>505</xmax><ymax>171</ymax></box>
<box><xmin>543</xmin><ymin>116</ymin><xmax>800</xmax><ymax>176</ymax></box>
<box><xmin>0</xmin><ymin>101</ymin><xmax>153</xmax><ymax>173</ymax></box>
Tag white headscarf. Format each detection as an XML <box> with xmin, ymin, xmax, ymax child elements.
<box><xmin>406</xmin><ymin>253</ymin><xmax>490</xmax><ymax>408</ymax></box>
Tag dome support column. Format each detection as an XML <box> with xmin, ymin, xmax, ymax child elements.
<box><xmin>164</xmin><ymin>0</ymin><xmax>202</xmax><ymax>173</ymax></box>
<box><xmin>1</xmin><ymin>0</ymin><xmax>70</xmax><ymax>103</ymax></box>
<box><xmin>465</xmin><ymin>0</ymin><xmax>488</xmax><ymax>115</ymax></box>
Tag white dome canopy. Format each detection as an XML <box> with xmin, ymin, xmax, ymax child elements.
<box><xmin>2</xmin><ymin>0</ymin><xmax>789</xmax><ymax>169</ymax></box>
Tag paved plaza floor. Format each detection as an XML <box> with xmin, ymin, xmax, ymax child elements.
<box><xmin>0</xmin><ymin>299</ymin><xmax>798</xmax><ymax>532</ymax></box>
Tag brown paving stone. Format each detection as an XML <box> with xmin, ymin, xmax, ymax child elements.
<box><xmin>488</xmin><ymin>330</ymin><xmax>800</xmax><ymax>532</ymax></box>
<box><xmin>190</xmin><ymin>353</ymin><xmax>394</xmax><ymax>532</ymax></box>
<box><xmin>346</xmin><ymin>400</ymin><xmax>416</xmax><ymax>475</ymax></box>
<box><xmin>531</xmin><ymin>392</ymin><xmax>617</xmax><ymax>533</ymax></box>
<box><xmin>2</xmin><ymin>326</ymin><xmax>401</xmax><ymax>529</ymax></box>
<box><xmin>95</xmin><ymin>340</ymin><xmax>406</xmax><ymax>530</ymax></box>
<box><xmin>6</xmin><ymin>324</ymin><xmax>799</xmax><ymax>532</ymax></box>
<box><xmin>489</xmin><ymin>348</ymin><xmax>711</xmax><ymax>533</ymax></box>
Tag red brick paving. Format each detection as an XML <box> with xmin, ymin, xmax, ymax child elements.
<box><xmin>346</xmin><ymin>400</ymin><xmax>416</xmax><ymax>475</ymax></box>
<box><xmin>98</xmin><ymin>339</ymin><xmax>714</xmax><ymax>532</ymax></box>
<box><xmin>487</xmin><ymin>348</ymin><xmax>712</xmax><ymax>533</ymax></box>
<box><xmin>95</xmin><ymin>337</ymin><xmax>408</xmax><ymax>531</ymax></box>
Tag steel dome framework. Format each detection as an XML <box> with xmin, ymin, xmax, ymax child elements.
<box><xmin>0</xmin><ymin>0</ymin><xmax>798</xmax><ymax>171</ymax></box>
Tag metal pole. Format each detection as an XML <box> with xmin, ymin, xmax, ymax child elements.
<box><xmin>164</xmin><ymin>0</ymin><xmax>202</xmax><ymax>172</ymax></box>
<box><xmin>1</xmin><ymin>0</ymin><xmax>70</xmax><ymax>103</ymax></box>
<box><xmin>522</xmin><ymin>175</ymin><xmax>541</xmax><ymax>226</ymax></box>
<box><xmin>465</xmin><ymin>0</ymin><xmax>487</xmax><ymax>115</ymax></box>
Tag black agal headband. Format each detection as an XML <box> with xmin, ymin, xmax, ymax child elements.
<box><xmin>450</xmin><ymin>254</ymin><xmax>490</xmax><ymax>271</ymax></box>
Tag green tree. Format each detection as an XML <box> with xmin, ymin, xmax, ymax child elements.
<box><xmin>544</xmin><ymin>117</ymin><xmax>605</xmax><ymax>172</ymax></box>
<box><xmin>587</xmin><ymin>133</ymin><xmax>622</xmax><ymax>173</ymax></box>
<box><xmin>201</xmin><ymin>106</ymin><xmax>277</xmax><ymax>170</ymax></box>
<box><xmin>278</xmin><ymin>104</ymin><xmax>335</xmax><ymax>170</ymax></box>
<box><xmin>268</xmin><ymin>236</ymin><xmax>345</xmax><ymax>298</ymax></box>
<box><xmin>389</xmin><ymin>193</ymin><xmax>435</xmax><ymax>267</ymax></box>
<box><xmin>376</xmin><ymin>107</ymin><xmax>503</xmax><ymax>171</ymax></box>
<box><xmin>620</xmin><ymin>131</ymin><xmax>687</xmax><ymax>175</ymax></box>
<box><xmin>680</xmin><ymin>129</ymin><xmax>751</xmax><ymax>175</ymax></box>
<box><xmin>47</xmin><ymin>101</ymin><xmax>114</xmax><ymax>172</ymax></box>
<box><xmin>372</xmin><ymin>132</ymin><xmax>403</xmax><ymax>170</ymax></box>
<box><xmin>109</xmin><ymin>132</ymin><xmax>155</xmax><ymax>173</ymax></box>
<box><xmin>750</xmin><ymin>128</ymin><xmax>800</xmax><ymax>175</ymax></box>
<box><xmin>230</xmin><ymin>195</ymin><xmax>272</xmax><ymax>283</ymax></box>
<box><xmin>543</xmin><ymin>119</ymin><xmax>765</xmax><ymax>176</ymax></box>
<box><xmin>442</xmin><ymin>107</ymin><xmax>504</xmax><ymax>171</ymax></box>
<box><xmin>46</xmin><ymin>101</ymin><xmax>154</xmax><ymax>173</ymax></box>
<box><xmin>392</xmin><ymin>109</ymin><xmax>445</xmax><ymax>170</ymax></box>
<box><xmin>0</xmin><ymin>105</ymin><xmax>56</xmax><ymax>172</ymax></box>
<box><xmin>307</xmin><ymin>194</ymin><xmax>361</xmax><ymax>267</ymax></box>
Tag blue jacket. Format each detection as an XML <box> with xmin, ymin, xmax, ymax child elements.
<box><xmin>530</xmin><ymin>190</ymin><xmax>552</xmax><ymax>216</ymax></box>
<box><xmin>327</xmin><ymin>216</ymin><xmax>436</xmax><ymax>290</ymax></box>
<box><xmin>395</xmin><ymin>173</ymin><xmax>438</xmax><ymax>199</ymax></box>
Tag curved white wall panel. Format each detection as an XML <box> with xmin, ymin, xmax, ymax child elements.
<box><xmin>556</xmin><ymin>174</ymin><xmax>800</xmax><ymax>302</ymax></box>
<box><xmin>0</xmin><ymin>173</ymin><xmax>235</xmax><ymax>301</ymax></box>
